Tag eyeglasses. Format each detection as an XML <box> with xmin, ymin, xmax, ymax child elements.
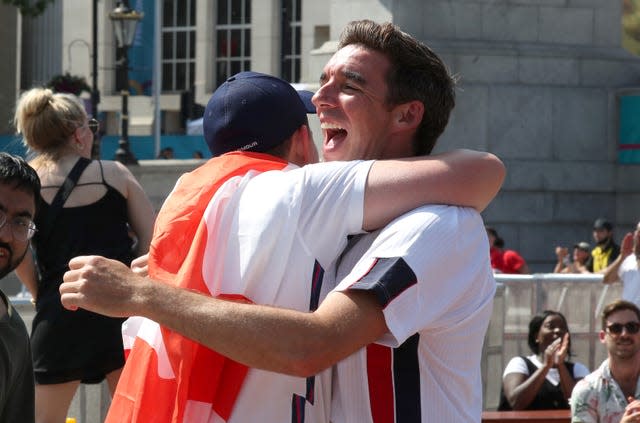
<box><xmin>606</xmin><ymin>321</ymin><xmax>640</xmax><ymax>335</ymax></box>
<box><xmin>87</xmin><ymin>118</ymin><xmax>100</xmax><ymax>135</ymax></box>
<box><xmin>0</xmin><ymin>210</ymin><xmax>37</xmax><ymax>241</ymax></box>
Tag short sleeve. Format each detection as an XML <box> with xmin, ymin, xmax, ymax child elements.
<box><xmin>570</xmin><ymin>379</ymin><xmax>598</xmax><ymax>423</ymax></box>
<box><xmin>296</xmin><ymin>160</ymin><xmax>373</xmax><ymax>259</ymax></box>
<box><xmin>231</xmin><ymin>159</ymin><xmax>374</xmax><ymax>269</ymax></box>
<box><xmin>502</xmin><ymin>356</ymin><xmax>529</xmax><ymax>378</ymax></box>
<box><xmin>334</xmin><ymin>205</ymin><xmax>495</xmax><ymax>346</ymax></box>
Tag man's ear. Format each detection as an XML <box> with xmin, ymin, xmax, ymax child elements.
<box><xmin>599</xmin><ymin>330</ymin><xmax>606</xmax><ymax>343</ymax></box>
<box><xmin>287</xmin><ymin>125</ymin><xmax>318</xmax><ymax>166</ymax></box>
<box><xmin>393</xmin><ymin>100</ymin><xmax>425</xmax><ymax>132</ymax></box>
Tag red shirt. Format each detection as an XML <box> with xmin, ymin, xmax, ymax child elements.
<box><xmin>490</xmin><ymin>247</ymin><xmax>526</xmax><ymax>274</ymax></box>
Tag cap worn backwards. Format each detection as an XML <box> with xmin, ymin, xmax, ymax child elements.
<box><xmin>203</xmin><ymin>71</ymin><xmax>316</xmax><ymax>157</ymax></box>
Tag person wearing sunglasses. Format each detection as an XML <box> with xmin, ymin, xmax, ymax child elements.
<box><xmin>499</xmin><ymin>310</ymin><xmax>589</xmax><ymax>411</ymax></box>
<box><xmin>571</xmin><ymin>300</ymin><xmax>640</xmax><ymax>422</ymax></box>
<box><xmin>12</xmin><ymin>87</ymin><xmax>155</xmax><ymax>423</ymax></box>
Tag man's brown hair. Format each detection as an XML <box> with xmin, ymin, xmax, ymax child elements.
<box><xmin>338</xmin><ymin>20</ymin><xmax>456</xmax><ymax>156</ymax></box>
<box><xmin>601</xmin><ymin>299</ymin><xmax>640</xmax><ymax>330</ymax></box>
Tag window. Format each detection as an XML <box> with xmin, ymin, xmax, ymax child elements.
<box><xmin>162</xmin><ymin>0</ymin><xmax>196</xmax><ymax>92</ymax></box>
<box><xmin>215</xmin><ymin>0</ymin><xmax>251</xmax><ymax>87</ymax></box>
<box><xmin>281</xmin><ymin>0</ymin><xmax>301</xmax><ymax>83</ymax></box>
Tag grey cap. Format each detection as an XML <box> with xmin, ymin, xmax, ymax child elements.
<box><xmin>574</xmin><ymin>242</ymin><xmax>591</xmax><ymax>252</ymax></box>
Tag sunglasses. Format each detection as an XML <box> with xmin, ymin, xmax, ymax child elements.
<box><xmin>87</xmin><ymin>118</ymin><xmax>100</xmax><ymax>135</ymax></box>
<box><xmin>606</xmin><ymin>321</ymin><xmax>640</xmax><ymax>335</ymax></box>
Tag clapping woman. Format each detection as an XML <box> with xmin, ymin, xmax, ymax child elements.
<box><xmin>498</xmin><ymin>310</ymin><xmax>589</xmax><ymax>410</ymax></box>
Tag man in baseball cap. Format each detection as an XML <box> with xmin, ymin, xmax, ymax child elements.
<box><xmin>589</xmin><ymin>217</ymin><xmax>620</xmax><ymax>272</ymax></box>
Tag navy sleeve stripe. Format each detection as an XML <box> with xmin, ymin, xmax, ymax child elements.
<box><xmin>394</xmin><ymin>333</ymin><xmax>421</xmax><ymax>422</ymax></box>
<box><xmin>309</xmin><ymin>260</ymin><xmax>324</xmax><ymax>312</ymax></box>
<box><xmin>349</xmin><ymin>257</ymin><xmax>417</xmax><ymax>307</ymax></box>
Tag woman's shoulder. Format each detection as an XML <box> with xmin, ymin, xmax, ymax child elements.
<box><xmin>97</xmin><ymin>159</ymin><xmax>128</xmax><ymax>172</ymax></box>
<box><xmin>569</xmin><ymin>360</ymin><xmax>591</xmax><ymax>378</ymax></box>
<box><xmin>94</xmin><ymin>160</ymin><xmax>130</xmax><ymax>195</ymax></box>
<box><xmin>503</xmin><ymin>355</ymin><xmax>531</xmax><ymax>377</ymax></box>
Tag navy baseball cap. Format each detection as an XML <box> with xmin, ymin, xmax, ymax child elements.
<box><xmin>203</xmin><ymin>72</ymin><xmax>316</xmax><ymax>157</ymax></box>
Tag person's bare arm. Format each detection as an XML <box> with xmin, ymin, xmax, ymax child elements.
<box><xmin>61</xmin><ymin>255</ymin><xmax>386</xmax><ymax>377</ymax></box>
<box><xmin>502</xmin><ymin>370</ymin><xmax>548</xmax><ymax>410</ymax></box>
<box><xmin>123</xmin><ymin>166</ymin><xmax>156</xmax><ymax>255</ymax></box>
<box><xmin>553</xmin><ymin>247</ymin><xmax>568</xmax><ymax>273</ymax></box>
<box><xmin>602</xmin><ymin>232</ymin><xmax>634</xmax><ymax>284</ymax></box>
<box><xmin>362</xmin><ymin>149</ymin><xmax>504</xmax><ymax>231</ymax></box>
<box><xmin>555</xmin><ymin>334</ymin><xmax>580</xmax><ymax>400</ymax></box>
<box><xmin>107</xmin><ymin>161</ymin><xmax>156</xmax><ymax>256</ymax></box>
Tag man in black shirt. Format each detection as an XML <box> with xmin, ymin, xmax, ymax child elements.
<box><xmin>0</xmin><ymin>152</ymin><xmax>39</xmax><ymax>422</ymax></box>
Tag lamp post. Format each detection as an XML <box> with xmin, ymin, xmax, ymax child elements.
<box><xmin>109</xmin><ymin>1</ymin><xmax>143</xmax><ymax>164</ymax></box>
<box><xmin>91</xmin><ymin>0</ymin><xmax>100</xmax><ymax>159</ymax></box>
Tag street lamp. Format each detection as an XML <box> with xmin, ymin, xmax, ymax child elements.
<box><xmin>109</xmin><ymin>1</ymin><xmax>143</xmax><ymax>164</ymax></box>
<box><xmin>91</xmin><ymin>0</ymin><xmax>100</xmax><ymax>159</ymax></box>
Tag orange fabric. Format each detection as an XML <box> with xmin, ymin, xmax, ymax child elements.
<box><xmin>106</xmin><ymin>152</ymin><xmax>288</xmax><ymax>423</ymax></box>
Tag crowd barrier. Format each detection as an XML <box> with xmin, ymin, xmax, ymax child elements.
<box><xmin>12</xmin><ymin>273</ymin><xmax>620</xmax><ymax>419</ymax></box>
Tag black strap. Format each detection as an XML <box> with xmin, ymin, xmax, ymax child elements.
<box><xmin>38</xmin><ymin>158</ymin><xmax>92</xmax><ymax>245</ymax></box>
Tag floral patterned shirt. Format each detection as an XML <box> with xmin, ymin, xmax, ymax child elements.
<box><xmin>570</xmin><ymin>359</ymin><xmax>640</xmax><ymax>422</ymax></box>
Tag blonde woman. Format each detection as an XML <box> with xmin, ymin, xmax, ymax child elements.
<box><xmin>13</xmin><ymin>87</ymin><xmax>155</xmax><ymax>423</ymax></box>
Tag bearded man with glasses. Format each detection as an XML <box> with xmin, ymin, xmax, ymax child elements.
<box><xmin>0</xmin><ymin>152</ymin><xmax>39</xmax><ymax>422</ymax></box>
<box><xmin>571</xmin><ymin>300</ymin><xmax>640</xmax><ymax>422</ymax></box>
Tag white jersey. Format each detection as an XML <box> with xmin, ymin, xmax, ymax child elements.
<box><xmin>330</xmin><ymin>205</ymin><xmax>495</xmax><ymax>423</ymax></box>
<box><xmin>204</xmin><ymin>159</ymin><xmax>372</xmax><ymax>423</ymax></box>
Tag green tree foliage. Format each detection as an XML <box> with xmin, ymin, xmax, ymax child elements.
<box><xmin>1</xmin><ymin>0</ymin><xmax>54</xmax><ymax>17</ymax></box>
<box><xmin>46</xmin><ymin>73</ymin><xmax>91</xmax><ymax>96</ymax></box>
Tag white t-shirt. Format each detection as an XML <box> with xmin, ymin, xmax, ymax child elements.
<box><xmin>128</xmin><ymin>159</ymin><xmax>373</xmax><ymax>423</ymax></box>
<box><xmin>204</xmin><ymin>159</ymin><xmax>373</xmax><ymax>423</ymax></box>
<box><xmin>330</xmin><ymin>205</ymin><xmax>496</xmax><ymax>423</ymax></box>
<box><xmin>619</xmin><ymin>255</ymin><xmax>640</xmax><ymax>307</ymax></box>
<box><xmin>503</xmin><ymin>355</ymin><xmax>590</xmax><ymax>385</ymax></box>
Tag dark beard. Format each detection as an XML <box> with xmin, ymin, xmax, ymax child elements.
<box><xmin>0</xmin><ymin>243</ymin><xmax>28</xmax><ymax>280</ymax></box>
